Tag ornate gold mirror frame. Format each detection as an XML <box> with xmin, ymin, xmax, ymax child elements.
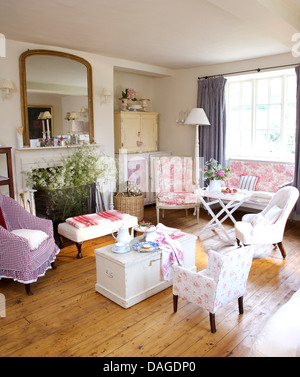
<box><xmin>19</xmin><ymin>49</ymin><xmax>94</xmax><ymax>146</ymax></box>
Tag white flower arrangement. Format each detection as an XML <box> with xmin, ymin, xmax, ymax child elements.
<box><xmin>26</xmin><ymin>145</ymin><xmax>116</xmax><ymax>190</ymax></box>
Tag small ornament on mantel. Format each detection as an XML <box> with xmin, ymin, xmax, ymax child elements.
<box><xmin>140</xmin><ymin>99</ymin><xmax>151</xmax><ymax>112</ymax></box>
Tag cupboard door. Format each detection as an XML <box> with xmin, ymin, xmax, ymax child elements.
<box><xmin>140</xmin><ymin>114</ymin><xmax>158</xmax><ymax>152</ymax></box>
<box><xmin>121</xmin><ymin>113</ymin><xmax>141</xmax><ymax>153</ymax></box>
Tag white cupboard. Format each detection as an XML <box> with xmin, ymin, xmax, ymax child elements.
<box><xmin>114</xmin><ymin>111</ymin><xmax>158</xmax><ymax>153</ymax></box>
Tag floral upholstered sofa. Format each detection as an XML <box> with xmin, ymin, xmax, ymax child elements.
<box><xmin>224</xmin><ymin>159</ymin><xmax>295</xmax><ymax>210</ymax></box>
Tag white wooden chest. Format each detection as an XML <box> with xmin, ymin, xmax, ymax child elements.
<box><xmin>94</xmin><ymin>232</ymin><xmax>196</xmax><ymax>308</ymax></box>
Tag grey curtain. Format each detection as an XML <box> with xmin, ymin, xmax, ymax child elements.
<box><xmin>197</xmin><ymin>76</ymin><xmax>227</xmax><ymax>166</ymax></box>
<box><xmin>294</xmin><ymin>65</ymin><xmax>300</xmax><ymax>214</ymax></box>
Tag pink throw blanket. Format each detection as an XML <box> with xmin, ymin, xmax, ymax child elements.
<box><xmin>66</xmin><ymin>210</ymin><xmax>123</xmax><ymax>228</ymax></box>
<box><xmin>155</xmin><ymin>223</ymin><xmax>185</xmax><ymax>281</ymax></box>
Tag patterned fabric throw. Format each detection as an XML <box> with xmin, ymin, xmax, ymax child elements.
<box><xmin>66</xmin><ymin>210</ymin><xmax>124</xmax><ymax>228</ymax></box>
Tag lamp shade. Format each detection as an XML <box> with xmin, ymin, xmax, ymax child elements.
<box><xmin>0</xmin><ymin>79</ymin><xmax>14</xmax><ymax>90</ymax></box>
<box><xmin>69</xmin><ymin>112</ymin><xmax>78</xmax><ymax>120</ymax></box>
<box><xmin>184</xmin><ymin>108</ymin><xmax>210</xmax><ymax>126</ymax></box>
<box><xmin>43</xmin><ymin>111</ymin><xmax>52</xmax><ymax>119</ymax></box>
<box><xmin>102</xmin><ymin>88</ymin><xmax>111</xmax><ymax>97</ymax></box>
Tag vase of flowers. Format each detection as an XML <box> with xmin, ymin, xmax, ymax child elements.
<box><xmin>120</xmin><ymin>88</ymin><xmax>138</xmax><ymax>110</ymax></box>
<box><xmin>204</xmin><ymin>158</ymin><xmax>230</xmax><ymax>192</ymax></box>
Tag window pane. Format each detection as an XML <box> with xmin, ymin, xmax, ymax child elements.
<box><xmin>229</xmin><ymin>83</ymin><xmax>241</xmax><ymax>106</ymax></box>
<box><xmin>257</xmin><ymin>79</ymin><xmax>268</xmax><ymax>104</ymax></box>
<box><xmin>241</xmin><ymin>81</ymin><xmax>252</xmax><ymax>105</ymax></box>
<box><xmin>269</xmin><ymin>105</ymin><xmax>281</xmax><ymax>129</ymax></box>
<box><xmin>255</xmin><ymin>130</ymin><xmax>268</xmax><ymax>152</ymax></box>
<box><xmin>287</xmin><ymin>76</ymin><xmax>296</xmax><ymax>103</ymax></box>
<box><xmin>270</xmin><ymin>78</ymin><xmax>282</xmax><ymax>103</ymax></box>
<box><xmin>241</xmin><ymin>106</ymin><xmax>251</xmax><ymax>129</ymax></box>
<box><xmin>256</xmin><ymin>105</ymin><xmax>268</xmax><ymax>130</ymax></box>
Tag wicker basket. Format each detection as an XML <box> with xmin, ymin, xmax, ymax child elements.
<box><xmin>113</xmin><ymin>193</ymin><xmax>144</xmax><ymax>221</ymax></box>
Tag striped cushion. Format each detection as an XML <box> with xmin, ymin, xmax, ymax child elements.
<box><xmin>239</xmin><ymin>175</ymin><xmax>259</xmax><ymax>191</ymax></box>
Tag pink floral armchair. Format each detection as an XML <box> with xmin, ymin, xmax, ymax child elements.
<box><xmin>154</xmin><ymin>156</ymin><xmax>199</xmax><ymax>224</ymax></box>
<box><xmin>0</xmin><ymin>194</ymin><xmax>60</xmax><ymax>295</ymax></box>
<box><xmin>173</xmin><ymin>246</ymin><xmax>254</xmax><ymax>333</ymax></box>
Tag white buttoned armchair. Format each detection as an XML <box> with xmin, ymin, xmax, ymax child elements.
<box><xmin>235</xmin><ymin>186</ymin><xmax>299</xmax><ymax>259</ymax></box>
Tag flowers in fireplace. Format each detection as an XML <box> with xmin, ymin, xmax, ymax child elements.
<box><xmin>25</xmin><ymin>145</ymin><xmax>116</xmax><ymax>223</ymax></box>
<box><xmin>26</xmin><ymin>145</ymin><xmax>116</xmax><ymax>190</ymax></box>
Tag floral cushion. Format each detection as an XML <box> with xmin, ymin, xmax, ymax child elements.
<box><xmin>157</xmin><ymin>192</ymin><xmax>198</xmax><ymax>206</ymax></box>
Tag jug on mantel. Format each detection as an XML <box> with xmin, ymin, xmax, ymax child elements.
<box><xmin>112</xmin><ymin>225</ymin><xmax>134</xmax><ymax>244</ymax></box>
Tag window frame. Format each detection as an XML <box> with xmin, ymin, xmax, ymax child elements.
<box><xmin>225</xmin><ymin>69</ymin><xmax>296</xmax><ymax>163</ymax></box>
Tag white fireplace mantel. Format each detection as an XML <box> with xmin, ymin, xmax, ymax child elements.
<box><xmin>14</xmin><ymin>144</ymin><xmax>111</xmax><ymax>212</ymax></box>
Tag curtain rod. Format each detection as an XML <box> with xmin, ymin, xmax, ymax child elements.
<box><xmin>198</xmin><ymin>62</ymin><xmax>299</xmax><ymax>80</ymax></box>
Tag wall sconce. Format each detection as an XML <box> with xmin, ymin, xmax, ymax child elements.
<box><xmin>176</xmin><ymin>110</ymin><xmax>188</xmax><ymax>124</ymax></box>
<box><xmin>79</xmin><ymin>107</ymin><xmax>88</xmax><ymax>118</ymax></box>
<box><xmin>102</xmin><ymin>88</ymin><xmax>112</xmax><ymax>103</ymax></box>
<box><xmin>0</xmin><ymin>79</ymin><xmax>14</xmax><ymax>99</ymax></box>
<box><xmin>0</xmin><ymin>33</ymin><xmax>6</xmax><ymax>57</ymax></box>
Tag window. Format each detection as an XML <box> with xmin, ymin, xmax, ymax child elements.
<box><xmin>225</xmin><ymin>69</ymin><xmax>296</xmax><ymax>162</ymax></box>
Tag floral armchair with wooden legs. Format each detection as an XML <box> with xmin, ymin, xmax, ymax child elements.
<box><xmin>154</xmin><ymin>156</ymin><xmax>199</xmax><ymax>224</ymax></box>
<box><xmin>173</xmin><ymin>246</ymin><xmax>254</xmax><ymax>333</ymax></box>
<box><xmin>0</xmin><ymin>194</ymin><xmax>60</xmax><ymax>295</ymax></box>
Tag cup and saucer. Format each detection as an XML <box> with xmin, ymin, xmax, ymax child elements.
<box><xmin>112</xmin><ymin>241</ymin><xmax>130</xmax><ymax>254</ymax></box>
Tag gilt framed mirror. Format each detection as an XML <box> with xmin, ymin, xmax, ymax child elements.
<box><xmin>19</xmin><ymin>49</ymin><xmax>94</xmax><ymax>146</ymax></box>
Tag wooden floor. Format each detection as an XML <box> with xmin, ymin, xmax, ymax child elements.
<box><xmin>0</xmin><ymin>204</ymin><xmax>300</xmax><ymax>357</ymax></box>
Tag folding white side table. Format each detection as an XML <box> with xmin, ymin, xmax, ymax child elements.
<box><xmin>195</xmin><ymin>188</ymin><xmax>251</xmax><ymax>244</ymax></box>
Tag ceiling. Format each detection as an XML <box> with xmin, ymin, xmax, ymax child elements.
<box><xmin>0</xmin><ymin>0</ymin><xmax>299</xmax><ymax>69</ymax></box>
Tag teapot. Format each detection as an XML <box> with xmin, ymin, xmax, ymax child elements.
<box><xmin>112</xmin><ymin>225</ymin><xmax>134</xmax><ymax>244</ymax></box>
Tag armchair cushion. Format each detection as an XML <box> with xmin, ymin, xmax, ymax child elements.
<box><xmin>11</xmin><ymin>229</ymin><xmax>49</xmax><ymax>250</ymax></box>
<box><xmin>157</xmin><ymin>192</ymin><xmax>198</xmax><ymax>206</ymax></box>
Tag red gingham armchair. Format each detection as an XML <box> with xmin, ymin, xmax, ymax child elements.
<box><xmin>0</xmin><ymin>193</ymin><xmax>60</xmax><ymax>295</ymax></box>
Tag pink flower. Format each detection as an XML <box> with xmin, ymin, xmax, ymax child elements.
<box><xmin>127</xmin><ymin>88</ymin><xmax>137</xmax><ymax>100</ymax></box>
<box><xmin>216</xmin><ymin>170</ymin><xmax>225</xmax><ymax>177</ymax></box>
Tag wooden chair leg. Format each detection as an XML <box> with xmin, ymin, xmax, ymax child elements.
<box><xmin>238</xmin><ymin>296</ymin><xmax>244</xmax><ymax>314</ymax></box>
<box><xmin>75</xmin><ymin>242</ymin><xmax>83</xmax><ymax>258</ymax></box>
<box><xmin>209</xmin><ymin>313</ymin><xmax>216</xmax><ymax>333</ymax></box>
<box><xmin>277</xmin><ymin>242</ymin><xmax>286</xmax><ymax>259</ymax></box>
<box><xmin>25</xmin><ymin>284</ymin><xmax>33</xmax><ymax>296</ymax></box>
<box><xmin>173</xmin><ymin>295</ymin><xmax>178</xmax><ymax>312</ymax></box>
